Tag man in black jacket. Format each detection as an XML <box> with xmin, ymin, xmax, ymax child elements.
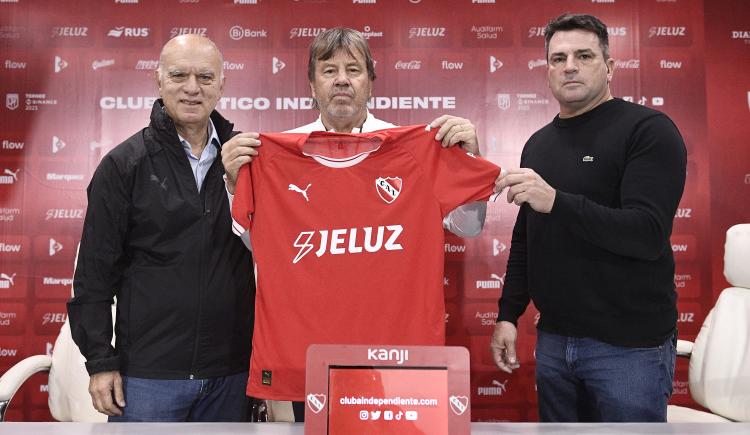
<box><xmin>68</xmin><ymin>35</ymin><xmax>254</xmax><ymax>422</ymax></box>
<box><xmin>490</xmin><ymin>14</ymin><xmax>686</xmax><ymax>422</ymax></box>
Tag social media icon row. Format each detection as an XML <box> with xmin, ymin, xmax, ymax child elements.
<box><xmin>359</xmin><ymin>409</ymin><xmax>418</xmax><ymax>421</ymax></box>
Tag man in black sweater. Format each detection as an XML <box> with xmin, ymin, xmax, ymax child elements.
<box><xmin>490</xmin><ymin>14</ymin><xmax>686</xmax><ymax>422</ymax></box>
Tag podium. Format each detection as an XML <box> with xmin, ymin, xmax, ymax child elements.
<box><xmin>304</xmin><ymin>345</ymin><xmax>471</xmax><ymax>435</ymax></box>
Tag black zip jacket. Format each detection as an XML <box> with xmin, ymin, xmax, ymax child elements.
<box><xmin>68</xmin><ymin>100</ymin><xmax>254</xmax><ymax>379</ymax></box>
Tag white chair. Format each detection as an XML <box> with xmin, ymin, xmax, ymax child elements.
<box><xmin>667</xmin><ymin>223</ymin><xmax>750</xmax><ymax>422</ymax></box>
<box><xmin>0</xmin><ymin>249</ymin><xmax>109</xmax><ymax>422</ymax></box>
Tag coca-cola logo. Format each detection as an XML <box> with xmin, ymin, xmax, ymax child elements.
<box><xmin>615</xmin><ymin>59</ymin><xmax>640</xmax><ymax>69</ymax></box>
<box><xmin>395</xmin><ymin>60</ymin><xmax>422</xmax><ymax>70</ymax></box>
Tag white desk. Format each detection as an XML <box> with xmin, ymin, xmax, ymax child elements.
<box><xmin>1</xmin><ymin>422</ymin><xmax>749</xmax><ymax>434</ymax></box>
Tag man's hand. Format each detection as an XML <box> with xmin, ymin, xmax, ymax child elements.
<box><xmin>221</xmin><ymin>132</ymin><xmax>261</xmax><ymax>194</ymax></box>
<box><xmin>429</xmin><ymin>115</ymin><xmax>480</xmax><ymax>155</ymax></box>
<box><xmin>494</xmin><ymin>168</ymin><xmax>556</xmax><ymax>213</ymax></box>
<box><xmin>490</xmin><ymin>321</ymin><xmax>521</xmax><ymax>374</ymax></box>
<box><xmin>89</xmin><ymin>370</ymin><xmax>125</xmax><ymax>416</ymax></box>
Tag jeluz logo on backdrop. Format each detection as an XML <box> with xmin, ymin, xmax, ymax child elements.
<box><xmin>170</xmin><ymin>27</ymin><xmax>207</xmax><ymax>38</ymax></box>
<box><xmin>292</xmin><ymin>225</ymin><xmax>403</xmax><ymax>264</ymax></box>
<box><xmin>408</xmin><ymin>27</ymin><xmax>446</xmax><ymax>39</ymax></box>
<box><xmin>289</xmin><ymin>27</ymin><xmax>325</xmax><ymax>39</ymax></box>
<box><xmin>648</xmin><ymin>26</ymin><xmax>686</xmax><ymax>38</ymax></box>
<box><xmin>51</xmin><ymin>27</ymin><xmax>88</xmax><ymax>38</ymax></box>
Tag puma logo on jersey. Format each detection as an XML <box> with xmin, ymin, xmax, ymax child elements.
<box><xmin>292</xmin><ymin>225</ymin><xmax>404</xmax><ymax>264</ymax></box>
<box><xmin>289</xmin><ymin>183</ymin><xmax>311</xmax><ymax>202</ymax></box>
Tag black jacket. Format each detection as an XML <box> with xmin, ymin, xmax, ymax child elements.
<box><xmin>68</xmin><ymin>100</ymin><xmax>254</xmax><ymax>379</ymax></box>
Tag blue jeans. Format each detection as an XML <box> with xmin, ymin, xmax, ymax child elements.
<box><xmin>108</xmin><ymin>372</ymin><xmax>249</xmax><ymax>422</ymax></box>
<box><xmin>535</xmin><ymin>330</ymin><xmax>675</xmax><ymax>422</ymax></box>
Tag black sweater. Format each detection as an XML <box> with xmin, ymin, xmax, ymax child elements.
<box><xmin>497</xmin><ymin>98</ymin><xmax>687</xmax><ymax>347</ymax></box>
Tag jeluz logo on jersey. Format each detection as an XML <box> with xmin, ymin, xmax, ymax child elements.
<box><xmin>375</xmin><ymin>177</ymin><xmax>402</xmax><ymax>204</ymax></box>
<box><xmin>292</xmin><ymin>225</ymin><xmax>403</xmax><ymax>264</ymax></box>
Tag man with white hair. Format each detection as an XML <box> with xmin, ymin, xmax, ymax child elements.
<box><xmin>68</xmin><ymin>35</ymin><xmax>255</xmax><ymax>422</ymax></box>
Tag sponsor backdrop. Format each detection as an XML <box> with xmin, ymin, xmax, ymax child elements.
<box><xmin>0</xmin><ymin>0</ymin><xmax>748</xmax><ymax>422</ymax></box>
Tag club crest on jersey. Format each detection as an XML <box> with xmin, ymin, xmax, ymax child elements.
<box><xmin>375</xmin><ymin>177</ymin><xmax>402</xmax><ymax>204</ymax></box>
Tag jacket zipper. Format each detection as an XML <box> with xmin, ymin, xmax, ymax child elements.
<box><xmin>187</xmin><ymin>148</ymin><xmax>210</xmax><ymax>380</ymax></box>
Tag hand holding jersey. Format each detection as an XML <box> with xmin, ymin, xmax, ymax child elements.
<box><xmin>494</xmin><ymin>168</ymin><xmax>557</xmax><ymax>214</ymax></box>
<box><xmin>231</xmin><ymin>125</ymin><xmax>501</xmax><ymax>400</ymax></box>
<box><xmin>222</xmin><ymin>131</ymin><xmax>260</xmax><ymax>195</ymax></box>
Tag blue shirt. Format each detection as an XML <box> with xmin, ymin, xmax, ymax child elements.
<box><xmin>178</xmin><ymin>119</ymin><xmax>220</xmax><ymax>191</ymax></box>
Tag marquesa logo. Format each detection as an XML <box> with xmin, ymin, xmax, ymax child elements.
<box><xmin>292</xmin><ymin>225</ymin><xmax>403</xmax><ymax>264</ymax></box>
<box><xmin>367</xmin><ymin>347</ymin><xmax>409</xmax><ymax>365</ymax></box>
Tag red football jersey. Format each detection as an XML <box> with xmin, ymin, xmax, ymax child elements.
<box><xmin>232</xmin><ymin>125</ymin><xmax>500</xmax><ymax>400</ymax></box>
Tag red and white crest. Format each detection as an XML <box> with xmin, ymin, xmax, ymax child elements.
<box><xmin>306</xmin><ymin>393</ymin><xmax>326</xmax><ymax>414</ymax></box>
<box><xmin>449</xmin><ymin>395</ymin><xmax>468</xmax><ymax>415</ymax></box>
<box><xmin>375</xmin><ymin>176</ymin><xmax>402</xmax><ymax>204</ymax></box>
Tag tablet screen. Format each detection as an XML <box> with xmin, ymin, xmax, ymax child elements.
<box><xmin>327</xmin><ymin>366</ymin><xmax>449</xmax><ymax>435</ymax></box>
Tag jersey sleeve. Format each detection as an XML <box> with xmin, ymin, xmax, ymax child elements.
<box><xmin>231</xmin><ymin>162</ymin><xmax>255</xmax><ymax>231</ymax></box>
<box><xmin>407</xmin><ymin>126</ymin><xmax>501</xmax><ymax>216</ymax></box>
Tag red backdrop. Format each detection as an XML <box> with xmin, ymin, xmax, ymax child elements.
<box><xmin>1</xmin><ymin>0</ymin><xmax>749</xmax><ymax>422</ymax></box>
